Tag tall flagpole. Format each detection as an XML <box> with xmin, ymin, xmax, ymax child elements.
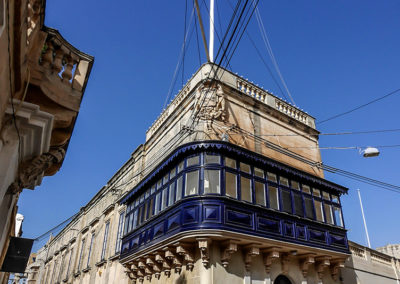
<box><xmin>209</xmin><ymin>0</ymin><xmax>215</xmax><ymax>62</ymax></box>
<box><xmin>357</xmin><ymin>189</ymin><xmax>371</xmax><ymax>248</ymax></box>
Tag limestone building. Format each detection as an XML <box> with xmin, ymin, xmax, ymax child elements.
<box><xmin>0</xmin><ymin>0</ymin><xmax>93</xmax><ymax>281</ymax></box>
<box><xmin>25</xmin><ymin>63</ymin><xmax>355</xmax><ymax>284</ymax></box>
<box><xmin>377</xmin><ymin>244</ymin><xmax>400</xmax><ymax>259</ymax></box>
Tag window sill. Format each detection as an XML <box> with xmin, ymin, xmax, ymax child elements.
<box><xmin>74</xmin><ymin>272</ymin><xmax>80</xmax><ymax>278</ymax></box>
<box><xmin>109</xmin><ymin>254</ymin><xmax>120</xmax><ymax>261</ymax></box>
<box><xmin>96</xmin><ymin>260</ymin><xmax>107</xmax><ymax>267</ymax></box>
<box><xmin>62</xmin><ymin>278</ymin><xmax>68</xmax><ymax>282</ymax></box>
<box><xmin>82</xmin><ymin>267</ymin><xmax>91</xmax><ymax>273</ymax></box>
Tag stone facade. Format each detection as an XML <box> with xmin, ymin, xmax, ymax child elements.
<box><xmin>0</xmin><ymin>0</ymin><xmax>93</xmax><ymax>281</ymax></box>
<box><xmin>377</xmin><ymin>244</ymin><xmax>400</xmax><ymax>260</ymax></box>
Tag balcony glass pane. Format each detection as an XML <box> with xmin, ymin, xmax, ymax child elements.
<box><xmin>204</xmin><ymin>169</ymin><xmax>220</xmax><ymax>194</ymax></box>
<box><xmin>187</xmin><ymin>155</ymin><xmax>199</xmax><ymax>167</ymax></box>
<box><xmin>291</xmin><ymin>181</ymin><xmax>300</xmax><ymax>190</ymax></box>
<box><xmin>267</xmin><ymin>172</ymin><xmax>277</xmax><ymax>183</ymax></box>
<box><xmin>176</xmin><ymin>176</ymin><xmax>183</xmax><ymax>202</ymax></box>
<box><xmin>268</xmin><ymin>185</ymin><xmax>279</xmax><ymax>210</ymax></box>
<box><xmin>254</xmin><ymin>167</ymin><xmax>264</xmax><ymax>178</ymax></box>
<box><xmin>331</xmin><ymin>195</ymin><xmax>339</xmax><ymax>203</ymax></box>
<box><xmin>241</xmin><ymin>176</ymin><xmax>252</xmax><ymax>202</ymax></box>
<box><xmin>225</xmin><ymin>172</ymin><xmax>237</xmax><ymax>199</ymax></box>
<box><xmin>205</xmin><ymin>154</ymin><xmax>220</xmax><ymax>164</ymax></box>
<box><xmin>304</xmin><ymin>196</ymin><xmax>314</xmax><ymax>219</ymax></box>
<box><xmin>313</xmin><ymin>188</ymin><xmax>321</xmax><ymax>197</ymax></box>
<box><xmin>157</xmin><ymin>179</ymin><xmax>162</xmax><ymax>189</ymax></box>
<box><xmin>161</xmin><ymin>187</ymin><xmax>168</xmax><ymax>210</ymax></box>
<box><xmin>170</xmin><ymin>168</ymin><xmax>176</xmax><ymax>179</ymax></box>
<box><xmin>148</xmin><ymin>197</ymin><xmax>154</xmax><ymax>218</ymax></box>
<box><xmin>302</xmin><ymin>185</ymin><xmax>311</xmax><ymax>194</ymax></box>
<box><xmin>168</xmin><ymin>183</ymin><xmax>175</xmax><ymax>206</ymax></box>
<box><xmin>280</xmin><ymin>177</ymin><xmax>289</xmax><ymax>187</ymax></box>
<box><xmin>240</xmin><ymin>163</ymin><xmax>251</xmax><ymax>174</ymax></box>
<box><xmin>255</xmin><ymin>181</ymin><xmax>265</xmax><ymax>206</ymax></box>
<box><xmin>163</xmin><ymin>174</ymin><xmax>169</xmax><ymax>184</ymax></box>
<box><xmin>324</xmin><ymin>203</ymin><xmax>333</xmax><ymax>224</ymax></box>
<box><xmin>154</xmin><ymin>192</ymin><xmax>161</xmax><ymax>215</ymax></box>
<box><xmin>315</xmin><ymin>200</ymin><xmax>324</xmax><ymax>222</ymax></box>
<box><xmin>185</xmin><ymin>170</ymin><xmax>199</xmax><ymax>196</ymax></box>
<box><xmin>178</xmin><ymin>161</ymin><xmax>184</xmax><ymax>173</ymax></box>
<box><xmin>143</xmin><ymin>202</ymin><xmax>148</xmax><ymax>222</ymax></box>
<box><xmin>333</xmin><ymin>207</ymin><xmax>343</xmax><ymax>227</ymax></box>
<box><xmin>322</xmin><ymin>191</ymin><xmax>330</xmax><ymax>200</ymax></box>
<box><xmin>138</xmin><ymin>206</ymin><xmax>143</xmax><ymax>225</ymax></box>
<box><xmin>281</xmin><ymin>189</ymin><xmax>292</xmax><ymax>213</ymax></box>
<box><xmin>293</xmin><ymin>193</ymin><xmax>303</xmax><ymax>216</ymax></box>
<box><xmin>225</xmin><ymin>157</ymin><xmax>236</xmax><ymax>169</ymax></box>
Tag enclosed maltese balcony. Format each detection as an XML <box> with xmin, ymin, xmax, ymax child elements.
<box><xmin>119</xmin><ymin>141</ymin><xmax>349</xmax><ymax>281</ymax></box>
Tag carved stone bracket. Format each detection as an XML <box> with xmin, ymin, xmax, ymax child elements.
<box><xmin>7</xmin><ymin>147</ymin><xmax>65</xmax><ymax>194</ymax></box>
<box><xmin>330</xmin><ymin>259</ymin><xmax>345</xmax><ymax>281</ymax></box>
<box><xmin>155</xmin><ymin>251</ymin><xmax>171</xmax><ymax>277</ymax></box>
<box><xmin>299</xmin><ymin>254</ymin><xmax>315</xmax><ymax>278</ymax></box>
<box><xmin>244</xmin><ymin>245</ymin><xmax>260</xmax><ymax>271</ymax></box>
<box><xmin>262</xmin><ymin>248</ymin><xmax>280</xmax><ymax>273</ymax></box>
<box><xmin>198</xmin><ymin>238</ymin><xmax>212</xmax><ymax>267</ymax></box>
<box><xmin>315</xmin><ymin>256</ymin><xmax>331</xmax><ymax>280</ymax></box>
<box><xmin>281</xmin><ymin>253</ymin><xmax>291</xmax><ymax>274</ymax></box>
<box><xmin>176</xmin><ymin>243</ymin><xmax>195</xmax><ymax>270</ymax></box>
<box><xmin>164</xmin><ymin>246</ymin><xmax>182</xmax><ymax>274</ymax></box>
<box><xmin>221</xmin><ymin>240</ymin><xmax>238</xmax><ymax>268</ymax></box>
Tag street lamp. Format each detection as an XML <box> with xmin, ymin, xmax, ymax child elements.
<box><xmin>359</xmin><ymin>147</ymin><xmax>380</xmax><ymax>158</ymax></box>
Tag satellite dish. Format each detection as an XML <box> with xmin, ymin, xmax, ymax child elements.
<box><xmin>360</xmin><ymin>147</ymin><xmax>380</xmax><ymax>157</ymax></box>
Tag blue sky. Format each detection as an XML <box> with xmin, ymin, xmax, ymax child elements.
<box><xmin>19</xmin><ymin>0</ymin><xmax>400</xmax><ymax>251</ymax></box>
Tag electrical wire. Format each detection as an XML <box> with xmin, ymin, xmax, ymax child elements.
<box><xmin>318</xmin><ymin>87</ymin><xmax>400</xmax><ymax>125</ymax></box>
<box><xmin>254</xmin><ymin>5</ymin><xmax>296</xmax><ymax>106</ymax></box>
<box><xmin>258</xmin><ymin>128</ymin><xmax>400</xmax><ymax>137</ymax></box>
<box><xmin>182</xmin><ymin>0</ymin><xmax>188</xmax><ymax>87</ymax></box>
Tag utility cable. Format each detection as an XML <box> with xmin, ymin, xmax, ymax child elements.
<box><xmin>318</xmin><ymin>87</ymin><xmax>400</xmax><ymax>125</ymax></box>
<box><xmin>259</xmin><ymin>128</ymin><xmax>400</xmax><ymax>137</ymax></box>
<box><xmin>254</xmin><ymin>5</ymin><xmax>296</xmax><ymax>106</ymax></box>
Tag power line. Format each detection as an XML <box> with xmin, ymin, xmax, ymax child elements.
<box><xmin>318</xmin><ymin>87</ymin><xmax>400</xmax><ymax>124</ymax></box>
<box><xmin>254</xmin><ymin>5</ymin><xmax>296</xmax><ymax>106</ymax></box>
<box><xmin>280</xmin><ymin>144</ymin><xmax>400</xmax><ymax>150</ymax></box>
<box><xmin>258</xmin><ymin>128</ymin><xmax>400</xmax><ymax>137</ymax></box>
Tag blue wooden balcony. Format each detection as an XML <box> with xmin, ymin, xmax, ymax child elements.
<box><xmin>119</xmin><ymin>141</ymin><xmax>349</xmax><ymax>261</ymax></box>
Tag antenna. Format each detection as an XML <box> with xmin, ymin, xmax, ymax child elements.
<box><xmin>209</xmin><ymin>0</ymin><xmax>215</xmax><ymax>62</ymax></box>
<box><xmin>357</xmin><ymin>189</ymin><xmax>371</xmax><ymax>248</ymax></box>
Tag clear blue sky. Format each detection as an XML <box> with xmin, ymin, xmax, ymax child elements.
<box><xmin>19</xmin><ymin>0</ymin><xmax>400</xmax><ymax>251</ymax></box>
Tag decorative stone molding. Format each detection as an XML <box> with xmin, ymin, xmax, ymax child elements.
<box><xmin>243</xmin><ymin>244</ymin><xmax>260</xmax><ymax>271</ymax></box>
<box><xmin>7</xmin><ymin>147</ymin><xmax>65</xmax><ymax>194</ymax></box>
<box><xmin>221</xmin><ymin>240</ymin><xmax>238</xmax><ymax>268</ymax></box>
<box><xmin>198</xmin><ymin>238</ymin><xmax>211</xmax><ymax>267</ymax></box>
<box><xmin>194</xmin><ymin>82</ymin><xmax>227</xmax><ymax>129</ymax></box>
<box><xmin>315</xmin><ymin>256</ymin><xmax>331</xmax><ymax>279</ymax></box>
<box><xmin>262</xmin><ymin>248</ymin><xmax>280</xmax><ymax>273</ymax></box>
<box><xmin>299</xmin><ymin>254</ymin><xmax>315</xmax><ymax>278</ymax></box>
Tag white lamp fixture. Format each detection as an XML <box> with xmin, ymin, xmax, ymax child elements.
<box><xmin>360</xmin><ymin>147</ymin><xmax>380</xmax><ymax>158</ymax></box>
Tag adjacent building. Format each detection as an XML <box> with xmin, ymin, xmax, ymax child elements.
<box><xmin>0</xmin><ymin>0</ymin><xmax>93</xmax><ymax>281</ymax></box>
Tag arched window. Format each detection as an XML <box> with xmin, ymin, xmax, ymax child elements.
<box><xmin>274</xmin><ymin>275</ymin><xmax>292</xmax><ymax>284</ymax></box>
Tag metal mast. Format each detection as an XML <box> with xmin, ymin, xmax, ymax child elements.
<box><xmin>357</xmin><ymin>189</ymin><xmax>371</xmax><ymax>248</ymax></box>
<box><xmin>209</xmin><ymin>0</ymin><xmax>215</xmax><ymax>62</ymax></box>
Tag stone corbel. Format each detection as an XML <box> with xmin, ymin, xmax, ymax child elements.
<box><xmin>125</xmin><ymin>270</ymin><xmax>137</xmax><ymax>283</ymax></box>
<box><xmin>136</xmin><ymin>269</ymin><xmax>145</xmax><ymax>283</ymax></box>
<box><xmin>164</xmin><ymin>246</ymin><xmax>182</xmax><ymax>274</ymax></box>
<box><xmin>155</xmin><ymin>251</ymin><xmax>171</xmax><ymax>277</ymax></box>
<box><xmin>176</xmin><ymin>243</ymin><xmax>195</xmax><ymax>270</ymax></box>
<box><xmin>7</xmin><ymin>147</ymin><xmax>65</xmax><ymax>194</ymax></box>
<box><xmin>315</xmin><ymin>256</ymin><xmax>331</xmax><ymax>280</ymax></box>
<box><xmin>144</xmin><ymin>266</ymin><xmax>152</xmax><ymax>281</ymax></box>
<box><xmin>244</xmin><ymin>244</ymin><xmax>260</xmax><ymax>271</ymax></box>
<box><xmin>130</xmin><ymin>262</ymin><xmax>138</xmax><ymax>272</ymax></box>
<box><xmin>137</xmin><ymin>259</ymin><xmax>146</xmax><ymax>271</ymax></box>
<box><xmin>198</xmin><ymin>238</ymin><xmax>212</xmax><ymax>267</ymax></box>
<box><xmin>221</xmin><ymin>240</ymin><xmax>238</xmax><ymax>268</ymax></box>
<box><xmin>299</xmin><ymin>254</ymin><xmax>315</xmax><ymax>278</ymax></box>
<box><xmin>330</xmin><ymin>259</ymin><xmax>345</xmax><ymax>281</ymax></box>
<box><xmin>145</xmin><ymin>256</ymin><xmax>155</xmax><ymax>268</ymax></box>
<box><xmin>281</xmin><ymin>253</ymin><xmax>291</xmax><ymax>274</ymax></box>
<box><xmin>152</xmin><ymin>262</ymin><xmax>162</xmax><ymax>280</ymax></box>
<box><xmin>262</xmin><ymin>248</ymin><xmax>280</xmax><ymax>273</ymax></box>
